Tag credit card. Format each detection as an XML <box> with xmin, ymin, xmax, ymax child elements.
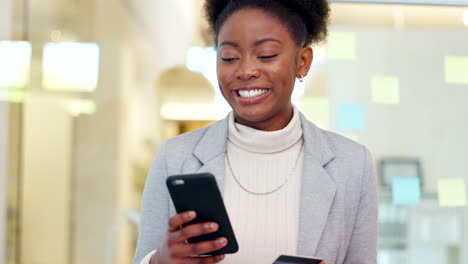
<box><xmin>273</xmin><ymin>255</ymin><xmax>324</xmax><ymax>264</ymax></box>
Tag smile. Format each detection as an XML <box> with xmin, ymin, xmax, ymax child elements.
<box><xmin>238</xmin><ymin>88</ymin><xmax>270</xmax><ymax>98</ymax></box>
<box><xmin>232</xmin><ymin>87</ymin><xmax>272</xmax><ymax>105</ymax></box>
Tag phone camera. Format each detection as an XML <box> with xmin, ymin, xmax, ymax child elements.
<box><xmin>172</xmin><ymin>179</ymin><xmax>185</xmax><ymax>186</ymax></box>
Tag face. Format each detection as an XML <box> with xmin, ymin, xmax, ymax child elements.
<box><xmin>217</xmin><ymin>8</ymin><xmax>312</xmax><ymax>131</ymax></box>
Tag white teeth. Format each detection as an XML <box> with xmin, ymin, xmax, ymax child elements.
<box><xmin>238</xmin><ymin>89</ymin><xmax>269</xmax><ymax>98</ymax></box>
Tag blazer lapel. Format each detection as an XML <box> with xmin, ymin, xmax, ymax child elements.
<box><xmin>180</xmin><ymin>112</ymin><xmax>336</xmax><ymax>255</ymax></box>
<box><xmin>182</xmin><ymin>115</ymin><xmax>229</xmax><ymax>196</ymax></box>
<box><xmin>297</xmin><ymin>113</ymin><xmax>337</xmax><ymax>256</ymax></box>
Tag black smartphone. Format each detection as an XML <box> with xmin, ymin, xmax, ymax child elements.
<box><xmin>273</xmin><ymin>255</ymin><xmax>324</xmax><ymax>264</ymax></box>
<box><xmin>166</xmin><ymin>173</ymin><xmax>239</xmax><ymax>255</ymax></box>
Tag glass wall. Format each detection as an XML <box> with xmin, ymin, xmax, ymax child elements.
<box><xmin>1</xmin><ymin>0</ymin><xmax>467</xmax><ymax>263</ymax></box>
<box><xmin>327</xmin><ymin>3</ymin><xmax>468</xmax><ymax>263</ymax></box>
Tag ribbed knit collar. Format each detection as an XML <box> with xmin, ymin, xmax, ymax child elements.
<box><xmin>228</xmin><ymin>106</ymin><xmax>303</xmax><ymax>154</ymax></box>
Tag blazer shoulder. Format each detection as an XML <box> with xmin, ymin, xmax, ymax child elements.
<box><xmin>164</xmin><ymin>126</ymin><xmax>208</xmax><ymax>153</ymax></box>
<box><xmin>162</xmin><ymin>119</ymin><xmax>224</xmax><ymax>155</ymax></box>
<box><xmin>319</xmin><ymin>128</ymin><xmax>374</xmax><ymax>184</ymax></box>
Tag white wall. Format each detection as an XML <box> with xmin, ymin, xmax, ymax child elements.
<box><xmin>70</xmin><ymin>1</ymin><xmax>158</xmax><ymax>263</ymax></box>
<box><xmin>20</xmin><ymin>94</ymin><xmax>73</xmax><ymax>264</ymax></box>
<box><xmin>130</xmin><ymin>0</ymin><xmax>197</xmax><ymax>70</ymax></box>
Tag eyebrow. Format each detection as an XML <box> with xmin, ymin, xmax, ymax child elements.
<box><xmin>219</xmin><ymin>38</ymin><xmax>281</xmax><ymax>48</ymax></box>
<box><xmin>254</xmin><ymin>38</ymin><xmax>281</xmax><ymax>46</ymax></box>
<box><xmin>219</xmin><ymin>41</ymin><xmax>238</xmax><ymax>48</ymax></box>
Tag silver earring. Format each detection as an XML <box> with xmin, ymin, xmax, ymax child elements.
<box><xmin>298</xmin><ymin>75</ymin><xmax>304</xmax><ymax>82</ymax></box>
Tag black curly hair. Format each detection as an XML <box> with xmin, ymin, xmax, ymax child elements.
<box><xmin>204</xmin><ymin>0</ymin><xmax>330</xmax><ymax>47</ymax></box>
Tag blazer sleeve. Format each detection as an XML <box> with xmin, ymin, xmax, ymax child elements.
<box><xmin>344</xmin><ymin>146</ymin><xmax>378</xmax><ymax>264</ymax></box>
<box><xmin>133</xmin><ymin>141</ymin><xmax>170</xmax><ymax>264</ymax></box>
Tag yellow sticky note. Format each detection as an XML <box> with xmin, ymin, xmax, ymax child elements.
<box><xmin>438</xmin><ymin>178</ymin><xmax>467</xmax><ymax>207</ymax></box>
<box><xmin>327</xmin><ymin>32</ymin><xmax>356</xmax><ymax>60</ymax></box>
<box><xmin>445</xmin><ymin>56</ymin><xmax>468</xmax><ymax>85</ymax></box>
<box><xmin>371</xmin><ymin>75</ymin><xmax>400</xmax><ymax>104</ymax></box>
<box><xmin>302</xmin><ymin>97</ymin><xmax>329</xmax><ymax>129</ymax></box>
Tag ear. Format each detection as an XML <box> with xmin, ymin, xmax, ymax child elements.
<box><xmin>296</xmin><ymin>46</ymin><xmax>313</xmax><ymax>78</ymax></box>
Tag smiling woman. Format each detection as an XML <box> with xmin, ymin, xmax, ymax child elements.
<box><xmin>133</xmin><ymin>1</ymin><xmax>377</xmax><ymax>264</ymax></box>
<box><xmin>216</xmin><ymin>8</ymin><xmax>311</xmax><ymax>131</ymax></box>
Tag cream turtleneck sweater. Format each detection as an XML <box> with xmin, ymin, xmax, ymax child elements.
<box><xmin>223</xmin><ymin>107</ymin><xmax>304</xmax><ymax>263</ymax></box>
<box><xmin>141</xmin><ymin>108</ymin><xmax>304</xmax><ymax>264</ymax></box>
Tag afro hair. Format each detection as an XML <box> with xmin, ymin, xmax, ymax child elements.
<box><xmin>204</xmin><ymin>0</ymin><xmax>330</xmax><ymax>47</ymax></box>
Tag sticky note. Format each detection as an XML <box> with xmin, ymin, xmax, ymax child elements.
<box><xmin>327</xmin><ymin>32</ymin><xmax>356</xmax><ymax>60</ymax></box>
<box><xmin>338</xmin><ymin>104</ymin><xmax>365</xmax><ymax>131</ymax></box>
<box><xmin>371</xmin><ymin>75</ymin><xmax>400</xmax><ymax>104</ymax></box>
<box><xmin>445</xmin><ymin>56</ymin><xmax>468</xmax><ymax>85</ymax></box>
<box><xmin>438</xmin><ymin>178</ymin><xmax>467</xmax><ymax>207</ymax></box>
<box><xmin>392</xmin><ymin>177</ymin><xmax>421</xmax><ymax>205</ymax></box>
<box><xmin>302</xmin><ymin>97</ymin><xmax>329</xmax><ymax>128</ymax></box>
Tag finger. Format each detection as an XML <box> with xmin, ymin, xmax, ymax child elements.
<box><xmin>168</xmin><ymin>222</ymin><xmax>218</xmax><ymax>243</ymax></box>
<box><xmin>183</xmin><ymin>254</ymin><xmax>226</xmax><ymax>264</ymax></box>
<box><xmin>170</xmin><ymin>237</ymin><xmax>228</xmax><ymax>257</ymax></box>
<box><xmin>168</xmin><ymin>211</ymin><xmax>196</xmax><ymax>232</ymax></box>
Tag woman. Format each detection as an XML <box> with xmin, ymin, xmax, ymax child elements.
<box><xmin>134</xmin><ymin>0</ymin><xmax>377</xmax><ymax>263</ymax></box>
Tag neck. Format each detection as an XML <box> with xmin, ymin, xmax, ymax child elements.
<box><xmin>234</xmin><ymin>104</ymin><xmax>294</xmax><ymax>131</ymax></box>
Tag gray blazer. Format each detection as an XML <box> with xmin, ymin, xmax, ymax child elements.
<box><xmin>133</xmin><ymin>113</ymin><xmax>377</xmax><ymax>264</ymax></box>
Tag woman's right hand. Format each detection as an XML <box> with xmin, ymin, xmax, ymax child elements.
<box><xmin>151</xmin><ymin>211</ymin><xmax>228</xmax><ymax>264</ymax></box>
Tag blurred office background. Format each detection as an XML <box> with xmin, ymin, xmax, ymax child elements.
<box><xmin>1</xmin><ymin>0</ymin><xmax>468</xmax><ymax>263</ymax></box>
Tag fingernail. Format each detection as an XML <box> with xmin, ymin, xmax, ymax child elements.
<box><xmin>209</xmin><ymin>223</ymin><xmax>217</xmax><ymax>229</ymax></box>
<box><xmin>218</xmin><ymin>238</ymin><xmax>227</xmax><ymax>245</ymax></box>
<box><xmin>188</xmin><ymin>211</ymin><xmax>195</xmax><ymax>218</ymax></box>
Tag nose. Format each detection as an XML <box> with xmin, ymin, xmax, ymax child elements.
<box><xmin>235</xmin><ymin>57</ymin><xmax>261</xmax><ymax>80</ymax></box>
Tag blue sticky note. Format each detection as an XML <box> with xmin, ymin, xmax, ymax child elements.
<box><xmin>392</xmin><ymin>177</ymin><xmax>421</xmax><ymax>205</ymax></box>
<box><xmin>338</xmin><ymin>104</ymin><xmax>365</xmax><ymax>131</ymax></box>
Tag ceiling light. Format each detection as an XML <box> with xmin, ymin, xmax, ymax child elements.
<box><xmin>0</xmin><ymin>41</ymin><xmax>31</xmax><ymax>88</ymax></box>
<box><xmin>43</xmin><ymin>42</ymin><xmax>100</xmax><ymax>92</ymax></box>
